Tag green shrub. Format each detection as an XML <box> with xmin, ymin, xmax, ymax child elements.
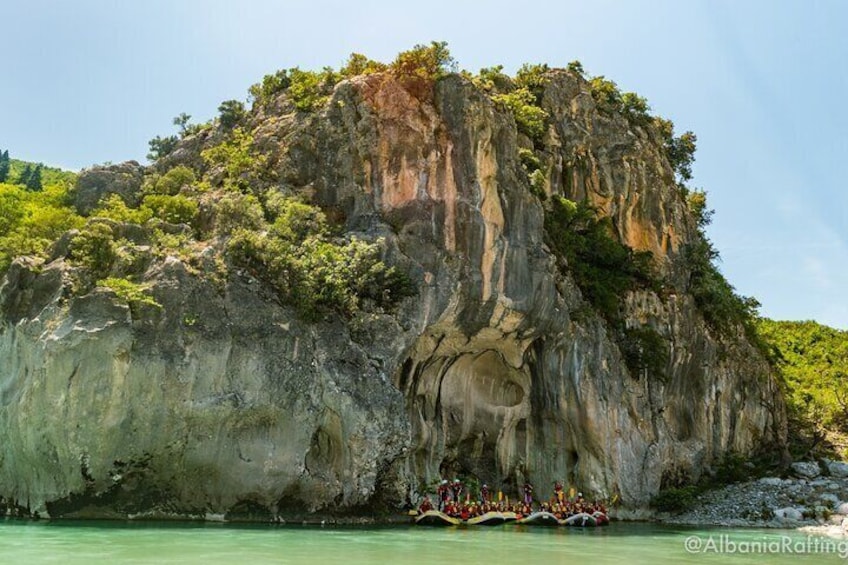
<box><xmin>248</xmin><ymin>69</ymin><xmax>291</xmax><ymax>107</ymax></box>
<box><xmin>515</xmin><ymin>63</ymin><xmax>550</xmax><ymax>103</ymax></box>
<box><xmin>141</xmin><ymin>194</ymin><xmax>198</xmax><ymax>225</ymax></box>
<box><xmin>69</xmin><ymin>222</ymin><xmax>117</xmax><ymax>278</ymax></box>
<box><xmin>148</xmin><ymin>165</ymin><xmax>196</xmax><ymax>196</ymax></box>
<box><xmin>92</xmin><ymin>194</ymin><xmax>152</xmax><ymax>224</ymax></box>
<box><xmin>686</xmin><ymin>190</ymin><xmax>713</xmax><ymax>229</ymax></box>
<box><xmin>518</xmin><ymin>148</ymin><xmax>542</xmax><ymax>173</ymax></box>
<box><xmin>589</xmin><ymin>77</ymin><xmax>651</xmax><ymax>126</ymax></box>
<box><xmin>0</xmin><ymin>182</ymin><xmax>84</xmax><ymax>271</ymax></box>
<box><xmin>227</xmin><ymin>225</ymin><xmax>414</xmax><ymax>319</ymax></box>
<box><xmin>620</xmin><ymin>326</ymin><xmax>669</xmax><ymax>380</ymax></box>
<box><xmin>218</xmin><ymin>100</ymin><xmax>246</xmax><ymax>130</ymax></box>
<box><xmin>621</xmin><ymin>92</ymin><xmax>651</xmax><ymax>126</ymax></box>
<box><xmin>98</xmin><ymin>277</ymin><xmax>160</xmax><ymax>308</ymax></box>
<box><xmin>288</xmin><ymin>67</ymin><xmax>334</xmax><ymax>112</ymax></box>
<box><xmin>491</xmin><ymin>87</ymin><xmax>548</xmax><ymax>144</ymax></box>
<box><xmin>710</xmin><ymin>453</ymin><xmax>751</xmax><ymax>485</ymax></box>
<box><xmin>201</xmin><ymin>127</ymin><xmax>267</xmax><ymax>192</ymax></box>
<box><xmin>268</xmin><ymin>196</ymin><xmax>328</xmax><ymax>242</ymax></box>
<box><xmin>390</xmin><ymin>41</ymin><xmax>455</xmax><ymax>81</ymax></box>
<box><xmin>655</xmin><ymin>118</ymin><xmax>697</xmax><ymax>184</ymax></box>
<box><xmin>545</xmin><ymin>196</ymin><xmax>656</xmax><ymax>321</ymax></box>
<box><xmin>339</xmin><ymin>53</ymin><xmax>386</xmax><ymax>78</ymax></box>
<box><xmin>683</xmin><ymin>237</ymin><xmax>759</xmax><ymax>333</ymax></box>
<box><xmin>471</xmin><ymin>65</ymin><xmax>508</xmax><ymax>93</ymax></box>
<box><xmin>528</xmin><ymin>170</ymin><xmax>546</xmax><ymax>198</ymax></box>
<box><xmin>589</xmin><ymin>76</ymin><xmax>622</xmax><ymax>111</ymax></box>
<box><xmin>756</xmin><ymin>319</ymin><xmax>848</xmax><ymax>438</ymax></box>
<box><xmin>566</xmin><ymin>60</ymin><xmax>585</xmax><ymax>76</ymax></box>
<box><xmin>147</xmin><ymin>135</ymin><xmax>178</xmax><ymax>162</ymax></box>
<box><xmin>215</xmin><ymin>193</ymin><xmax>265</xmax><ymax>236</ymax></box>
<box><xmin>651</xmin><ymin>486</ymin><xmax>699</xmax><ymax>513</ymax></box>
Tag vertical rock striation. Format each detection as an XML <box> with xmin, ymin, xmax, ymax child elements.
<box><xmin>0</xmin><ymin>69</ymin><xmax>785</xmax><ymax>519</ymax></box>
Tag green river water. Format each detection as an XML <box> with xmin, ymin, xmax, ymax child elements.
<box><xmin>1</xmin><ymin>520</ymin><xmax>847</xmax><ymax>564</ymax></box>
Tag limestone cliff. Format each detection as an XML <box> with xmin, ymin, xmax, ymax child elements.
<box><xmin>0</xmin><ymin>67</ymin><xmax>786</xmax><ymax>520</ymax></box>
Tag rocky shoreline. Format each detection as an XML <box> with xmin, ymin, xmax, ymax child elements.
<box><xmin>658</xmin><ymin>459</ymin><xmax>848</xmax><ymax>536</ymax></box>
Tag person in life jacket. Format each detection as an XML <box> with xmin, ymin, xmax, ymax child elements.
<box><xmin>554</xmin><ymin>481</ymin><xmax>564</xmax><ymax>504</ymax></box>
<box><xmin>451</xmin><ymin>478</ymin><xmax>463</xmax><ymax>502</ymax></box>
<box><xmin>523</xmin><ymin>482</ymin><xmax>534</xmax><ymax>507</ymax></box>
<box><xmin>480</xmin><ymin>483</ymin><xmax>490</xmax><ymax>504</ymax></box>
<box><xmin>418</xmin><ymin>496</ymin><xmax>433</xmax><ymax>514</ymax></box>
<box><xmin>437</xmin><ymin>479</ymin><xmax>450</xmax><ymax>511</ymax></box>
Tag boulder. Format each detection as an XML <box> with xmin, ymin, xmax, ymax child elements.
<box><xmin>836</xmin><ymin>502</ymin><xmax>848</xmax><ymax>515</ymax></box>
<box><xmin>791</xmin><ymin>461</ymin><xmax>821</xmax><ymax>479</ymax></box>
<box><xmin>819</xmin><ymin>493</ymin><xmax>840</xmax><ymax>507</ymax></box>
<box><xmin>827</xmin><ymin>461</ymin><xmax>848</xmax><ymax>479</ymax></box>
<box><xmin>73</xmin><ymin>160</ymin><xmax>144</xmax><ymax>214</ymax></box>
<box><xmin>774</xmin><ymin>507</ymin><xmax>805</xmax><ymax>521</ymax></box>
<box><xmin>758</xmin><ymin>477</ymin><xmax>784</xmax><ymax>486</ymax></box>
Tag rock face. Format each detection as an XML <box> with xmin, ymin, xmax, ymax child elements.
<box><xmin>73</xmin><ymin>161</ymin><xmax>145</xmax><ymax>214</ymax></box>
<box><xmin>0</xmin><ymin>70</ymin><xmax>786</xmax><ymax>520</ymax></box>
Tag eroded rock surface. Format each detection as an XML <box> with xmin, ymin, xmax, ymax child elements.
<box><xmin>0</xmin><ymin>70</ymin><xmax>786</xmax><ymax>520</ymax></box>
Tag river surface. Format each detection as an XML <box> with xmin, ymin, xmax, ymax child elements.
<box><xmin>1</xmin><ymin>519</ymin><xmax>847</xmax><ymax>564</ymax></box>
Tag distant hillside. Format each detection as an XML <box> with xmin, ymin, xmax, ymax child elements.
<box><xmin>757</xmin><ymin>319</ymin><xmax>848</xmax><ymax>457</ymax></box>
<box><xmin>7</xmin><ymin>158</ymin><xmax>77</xmax><ymax>187</ymax></box>
<box><xmin>0</xmin><ymin>152</ymin><xmax>81</xmax><ymax>271</ymax></box>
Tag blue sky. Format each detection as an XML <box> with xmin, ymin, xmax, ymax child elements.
<box><xmin>4</xmin><ymin>0</ymin><xmax>847</xmax><ymax>328</ymax></box>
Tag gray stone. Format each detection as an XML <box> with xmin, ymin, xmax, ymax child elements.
<box><xmin>73</xmin><ymin>160</ymin><xmax>144</xmax><ymax>214</ymax></box>
<box><xmin>759</xmin><ymin>477</ymin><xmax>784</xmax><ymax>486</ymax></box>
<box><xmin>791</xmin><ymin>462</ymin><xmax>822</xmax><ymax>479</ymax></box>
<box><xmin>828</xmin><ymin>461</ymin><xmax>848</xmax><ymax>478</ymax></box>
<box><xmin>819</xmin><ymin>493</ymin><xmax>840</xmax><ymax>507</ymax></box>
<box><xmin>775</xmin><ymin>507</ymin><xmax>805</xmax><ymax>521</ymax></box>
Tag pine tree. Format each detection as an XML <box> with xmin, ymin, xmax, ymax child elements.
<box><xmin>17</xmin><ymin>164</ymin><xmax>32</xmax><ymax>186</ymax></box>
<box><xmin>26</xmin><ymin>165</ymin><xmax>43</xmax><ymax>191</ymax></box>
<box><xmin>0</xmin><ymin>150</ymin><xmax>9</xmax><ymax>182</ymax></box>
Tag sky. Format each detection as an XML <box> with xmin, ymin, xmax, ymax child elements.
<box><xmin>4</xmin><ymin>0</ymin><xmax>847</xmax><ymax>328</ymax></box>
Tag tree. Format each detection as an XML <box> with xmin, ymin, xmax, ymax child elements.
<box><xmin>173</xmin><ymin>113</ymin><xmax>192</xmax><ymax>135</ymax></box>
<box><xmin>17</xmin><ymin>164</ymin><xmax>32</xmax><ymax>186</ymax></box>
<box><xmin>667</xmin><ymin>131</ymin><xmax>697</xmax><ymax>183</ymax></box>
<box><xmin>218</xmin><ymin>100</ymin><xmax>246</xmax><ymax>130</ymax></box>
<box><xmin>147</xmin><ymin>135</ymin><xmax>179</xmax><ymax>162</ymax></box>
<box><xmin>339</xmin><ymin>53</ymin><xmax>386</xmax><ymax>78</ymax></box>
<box><xmin>0</xmin><ymin>150</ymin><xmax>9</xmax><ymax>183</ymax></box>
<box><xmin>26</xmin><ymin>165</ymin><xmax>43</xmax><ymax>191</ymax></box>
<box><xmin>391</xmin><ymin>41</ymin><xmax>456</xmax><ymax>81</ymax></box>
<box><xmin>567</xmin><ymin>60</ymin><xmax>585</xmax><ymax>77</ymax></box>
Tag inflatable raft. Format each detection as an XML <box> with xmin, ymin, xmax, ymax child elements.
<box><xmin>466</xmin><ymin>511</ymin><xmax>507</xmax><ymax>526</ymax></box>
<box><xmin>415</xmin><ymin>510</ymin><xmax>462</xmax><ymax>526</ymax></box>
<box><xmin>559</xmin><ymin>511</ymin><xmax>609</xmax><ymax>527</ymax></box>
<box><xmin>516</xmin><ymin>511</ymin><xmax>561</xmax><ymax>526</ymax></box>
<box><xmin>413</xmin><ymin>510</ymin><xmax>608</xmax><ymax>527</ymax></box>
